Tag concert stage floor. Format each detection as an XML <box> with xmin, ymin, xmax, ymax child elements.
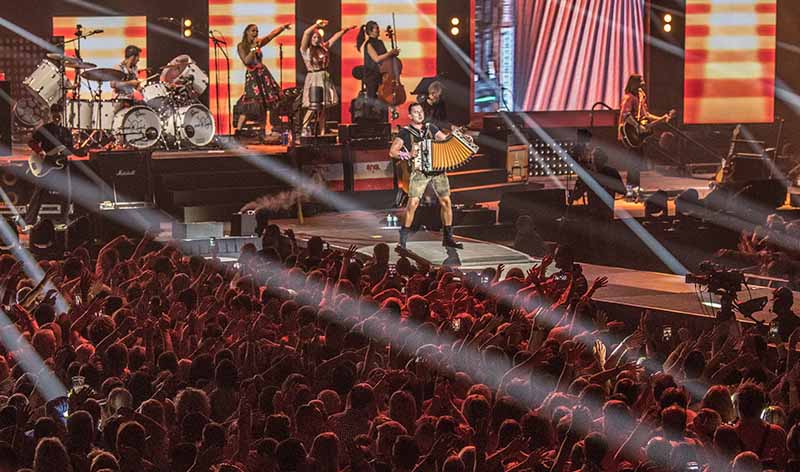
<box><xmin>274</xmin><ymin>210</ymin><xmax>789</xmax><ymax>327</ymax></box>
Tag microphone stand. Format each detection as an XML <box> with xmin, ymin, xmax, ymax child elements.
<box><xmin>209</xmin><ymin>30</ymin><xmax>232</xmax><ymax>135</ymax></box>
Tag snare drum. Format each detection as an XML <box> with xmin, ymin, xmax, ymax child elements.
<box><xmin>142</xmin><ymin>83</ymin><xmax>170</xmax><ymax>110</ymax></box>
<box><xmin>112</xmin><ymin>106</ymin><xmax>161</xmax><ymax>149</ymax></box>
<box><xmin>23</xmin><ymin>60</ymin><xmax>73</xmax><ymax>108</ymax></box>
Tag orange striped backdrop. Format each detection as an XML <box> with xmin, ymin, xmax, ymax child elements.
<box><xmin>208</xmin><ymin>0</ymin><xmax>297</xmax><ymax>134</ymax></box>
<box><xmin>52</xmin><ymin>16</ymin><xmax>147</xmax><ymax>100</ymax></box>
<box><xmin>340</xmin><ymin>0</ymin><xmax>437</xmax><ymax>124</ymax></box>
<box><xmin>683</xmin><ymin>0</ymin><xmax>776</xmax><ymax>124</ymax></box>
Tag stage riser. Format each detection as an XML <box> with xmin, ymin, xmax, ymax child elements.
<box><xmin>151</xmin><ymin>155</ymin><xmax>287</xmax><ymax>174</ymax></box>
<box><xmin>157</xmin><ymin>171</ymin><xmax>286</xmax><ymax>191</ymax></box>
<box><xmin>164</xmin><ymin>186</ymin><xmax>292</xmax><ymax>208</ymax></box>
<box><xmin>451</xmin><ymin>182</ymin><xmax>529</xmax><ymax>205</ymax></box>
<box><xmin>448</xmin><ymin>169</ymin><xmax>508</xmax><ymax>189</ymax></box>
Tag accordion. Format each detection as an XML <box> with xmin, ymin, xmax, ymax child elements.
<box><xmin>419</xmin><ymin>128</ymin><xmax>480</xmax><ymax>172</ymax></box>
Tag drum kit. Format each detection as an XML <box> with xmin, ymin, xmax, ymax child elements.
<box><xmin>15</xmin><ymin>51</ymin><xmax>215</xmax><ymax>151</ymax></box>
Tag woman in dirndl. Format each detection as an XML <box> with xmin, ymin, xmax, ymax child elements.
<box><xmin>299</xmin><ymin>20</ymin><xmax>357</xmax><ymax>136</ymax></box>
<box><xmin>235</xmin><ymin>23</ymin><xmax>292</xmax><ymax>139</ymax></box>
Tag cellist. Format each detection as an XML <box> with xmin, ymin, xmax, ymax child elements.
<box><xmin>356</xmin><ymin>20</ymin><xmax>399</xmax><ymax>119</ymax></box>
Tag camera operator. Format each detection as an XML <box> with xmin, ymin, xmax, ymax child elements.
<box><xmin>771</xmin><ymin>286</ymin><xmax>799</xmax><ymax>342</ymax></box>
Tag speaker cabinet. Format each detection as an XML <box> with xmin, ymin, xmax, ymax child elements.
<box><xmin>506</xmin><ymin>144</ymin><xmax>530</xmax><ymax>182</ymax></box>
<box><xmin>89</xmin><ymin>150</ymin><xmax>154</xmax><ymax>207</ymax></box>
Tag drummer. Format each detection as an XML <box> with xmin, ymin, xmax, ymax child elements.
<box><xmin>110</xmin><ymin>45</ymin><xmax>143</xmax><ymax>103</ymax></box>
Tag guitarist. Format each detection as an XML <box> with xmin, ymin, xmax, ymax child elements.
<box><xmin>23</xmin><ymin>104</ymin><xmax>76</xmax><ymax>229</ymax></box>
<box><xmin>618</xmin><ymin>73</ymin><xmax>672</xmax><ymax>196</ymax></box>
<box><xmin>389</xmin><ymin>102</ymin><xmax>461</xmax><ymax>249</ymax></box>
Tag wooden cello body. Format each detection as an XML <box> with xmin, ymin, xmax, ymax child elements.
<box><xmin>377</xmin><ymin>17</ymin><xmax>407</xmax><ymax>115</ymax></box>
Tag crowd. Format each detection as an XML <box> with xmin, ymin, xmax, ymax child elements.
<box><xmin>0</xmin><ymin>221</ymin><xmax>796</xmax><ymax>472</ymax></box>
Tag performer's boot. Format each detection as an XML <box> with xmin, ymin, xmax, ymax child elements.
<box><xmin>398</xmin><ymin>226</ymin><xmax>411</xmax><ymax>249</ymax></box>
<box><xmin>442</xmin><ymin>226</ymin><xmax>463</xmax><ymax>249</ymax></box>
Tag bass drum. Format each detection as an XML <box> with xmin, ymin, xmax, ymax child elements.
<box><xmin>112</xmin><ymin>106</ymin><xmax>161</xmax><ymax>149</ymax></box>
<box><xmin>162</xmin><ymin>104</ymin><xmax>215</xmax><ymax>147</ymax></box>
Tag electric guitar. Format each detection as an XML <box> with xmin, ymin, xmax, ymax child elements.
<box><xmin>620</xmin><ymin>109</ymin><xmax>676</xmax><ymax>149</ymax></box>
<box><xmin>28</xmin><ymin>149</ymin><xmax>66</xmax><ymax>178</ymax></box>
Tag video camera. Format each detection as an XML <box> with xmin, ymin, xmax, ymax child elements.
<box><xmin>685</xmin><ymin>261</ymin><xmax>744</xmax><ymax>294</ymax></box>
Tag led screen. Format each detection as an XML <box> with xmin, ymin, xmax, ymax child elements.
<box><xmin>473</xmin><ymin>0</ymin><xmax>645</xmax><ymax>112</ymax></box>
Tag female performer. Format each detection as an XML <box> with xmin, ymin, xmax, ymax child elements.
<box><xmin>299</xmin><ymin>20</ymin><xmax>357</xmax><ymax>136</ymax></box>
<box><xmin>234</xmin><ymin>23</ymin><xmax>292</xmax><ymax>140</ymax></box>
<box><xmin>355</xmin><ymin>20</ymin><xmax>399</xmax><ymax>118</ymax></box>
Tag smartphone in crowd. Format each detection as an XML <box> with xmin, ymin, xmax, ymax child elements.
<box><xmin>662</xmin><ymin>326</ymin><xmax>673</xmax><ymax>343</ymax></box>
<box><xmin>387</xmin><ymin>264</ymin><xmax>397</xmax><ymax>277</ymax></box>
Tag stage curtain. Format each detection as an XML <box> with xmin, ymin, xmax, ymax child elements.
<box><xmin>514</xmin><ymin>0</ymin><xmax>644</xmax><ymax>111</ymax></box>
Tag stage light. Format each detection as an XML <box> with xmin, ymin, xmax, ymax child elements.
<box><xmin>317</xmin><ymin>29</ymin><xmax>325</xmax><ymax>37</ymax></box>
<box><xmin>664</xmin><ymin>24</ymin><xmax>672</xmax><ymax>33</ymax></box>
<box><xmin>183</xmin><ymin>29</ymin><xmax>192</xmax><ymax>37</ymax></box>
<box><xmin>450</xmin><ymin>26</ymin><xmax>459</xmax><ymax>36</ymax></box>
<box><xmin>664</xmin><ymin>13</ymin><xmax>672</xmax><ymax>23</ymax></box>
<box><xmin>183</xmin><ymin>18</ymin><xmax>192</xmax><ymax>27</ymax></box>
<box><xmin>450</xmin><ymin>17</ymin><xmax>460</xmax><ymax>26</ymax></box>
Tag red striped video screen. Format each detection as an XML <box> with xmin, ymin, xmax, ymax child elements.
<box><xmin>340</xmin><ymin>0</ymin><xmax>437</xmax><ymax>124</ymax></box>
<box><xmin>684</xmin><ymin>0</ymin><xmax>776</xmax><ymax>124</ymax></box>
<box><xmin>52</xmin><ymin>16</ymin><xmax>147</xmax><ymax>100</ymax></box>
<box><xmin>208</xmin><ymin>0</ymin><xmax>297</xmax><ymax>134</ymax></box>
<box><xmin>473</xmin><ymin>0</ymin><xmax>645</xmax><ymax>112</ymax></box>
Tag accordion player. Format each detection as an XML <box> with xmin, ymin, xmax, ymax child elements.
<box><xmin>389</xmin><ymin>102</ymin><xmax>478</xmax><ymax>250</ymax></box>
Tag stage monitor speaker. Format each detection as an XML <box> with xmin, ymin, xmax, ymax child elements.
<box><xmin>0</xmin><ymin>81</ymin><xmax>10</xmax><ymax>157</ymax></box>
<box><xmin>0</xmin><ymin>162</ymin><xmax>31</xmax><ymax>209</ymax></box>
<box><xmin>499</xmin><ymin>188</ymin><xmax>567</xmax><ymax>223</ymax></box>
<box><xmin>89</xmin><ymin>150</ymin><xmax>154</xmax><ymax>207</ymax></box>
<box><xmin>506</xmin><ymin>144</ymin><xmax>530</xmax><ymax>182</ymax></box>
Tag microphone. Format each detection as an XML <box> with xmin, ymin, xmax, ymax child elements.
<box><xmin>209</xmin><ymin>31</ymin><xmax>227</xmax><ymax>44</ymax></box>
<box><xmin>75</xmin><ymin>24</ymin><xmax>83</xmax><ymax>37</ymax></box>
<box><xmin>88</xmin><ymin>29</ymin><xmax>104</xmax><ymax>35</ymax></box>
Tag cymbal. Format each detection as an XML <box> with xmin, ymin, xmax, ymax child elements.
<box><xmin>81</xmin><ymin>67</ymin><xmax>127</xmax><ymax>82</ymax></box>
<box><xmin>66</xmin><ymin>61</ymin><xmax>97</xmax><ymax>70</ymax></box>
<box><xmin>46</xmin><ymin>52</ymin><xmax>78</xmax><ymax>63</ymax></box>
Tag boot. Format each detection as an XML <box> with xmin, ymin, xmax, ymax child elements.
<box><xmin>442</xmin><ymin>226</ymin><xmax>463</xmax><ymax>249</ymax></box>
<box><xmin>398</xmin><ymin>226</ymin><xmax>411</xmax><ymax>249</ymax></box>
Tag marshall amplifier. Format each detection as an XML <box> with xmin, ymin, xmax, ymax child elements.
<box><xmin>88</xmin><ymin>150</ymin><xmax>154</xmax><ymax>208</ymax></box>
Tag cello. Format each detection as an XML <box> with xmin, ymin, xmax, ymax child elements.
<box><xmin>378</xmin><ymin>14</ymin><xmax>407</xmax><ymax>120</ymax></box>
